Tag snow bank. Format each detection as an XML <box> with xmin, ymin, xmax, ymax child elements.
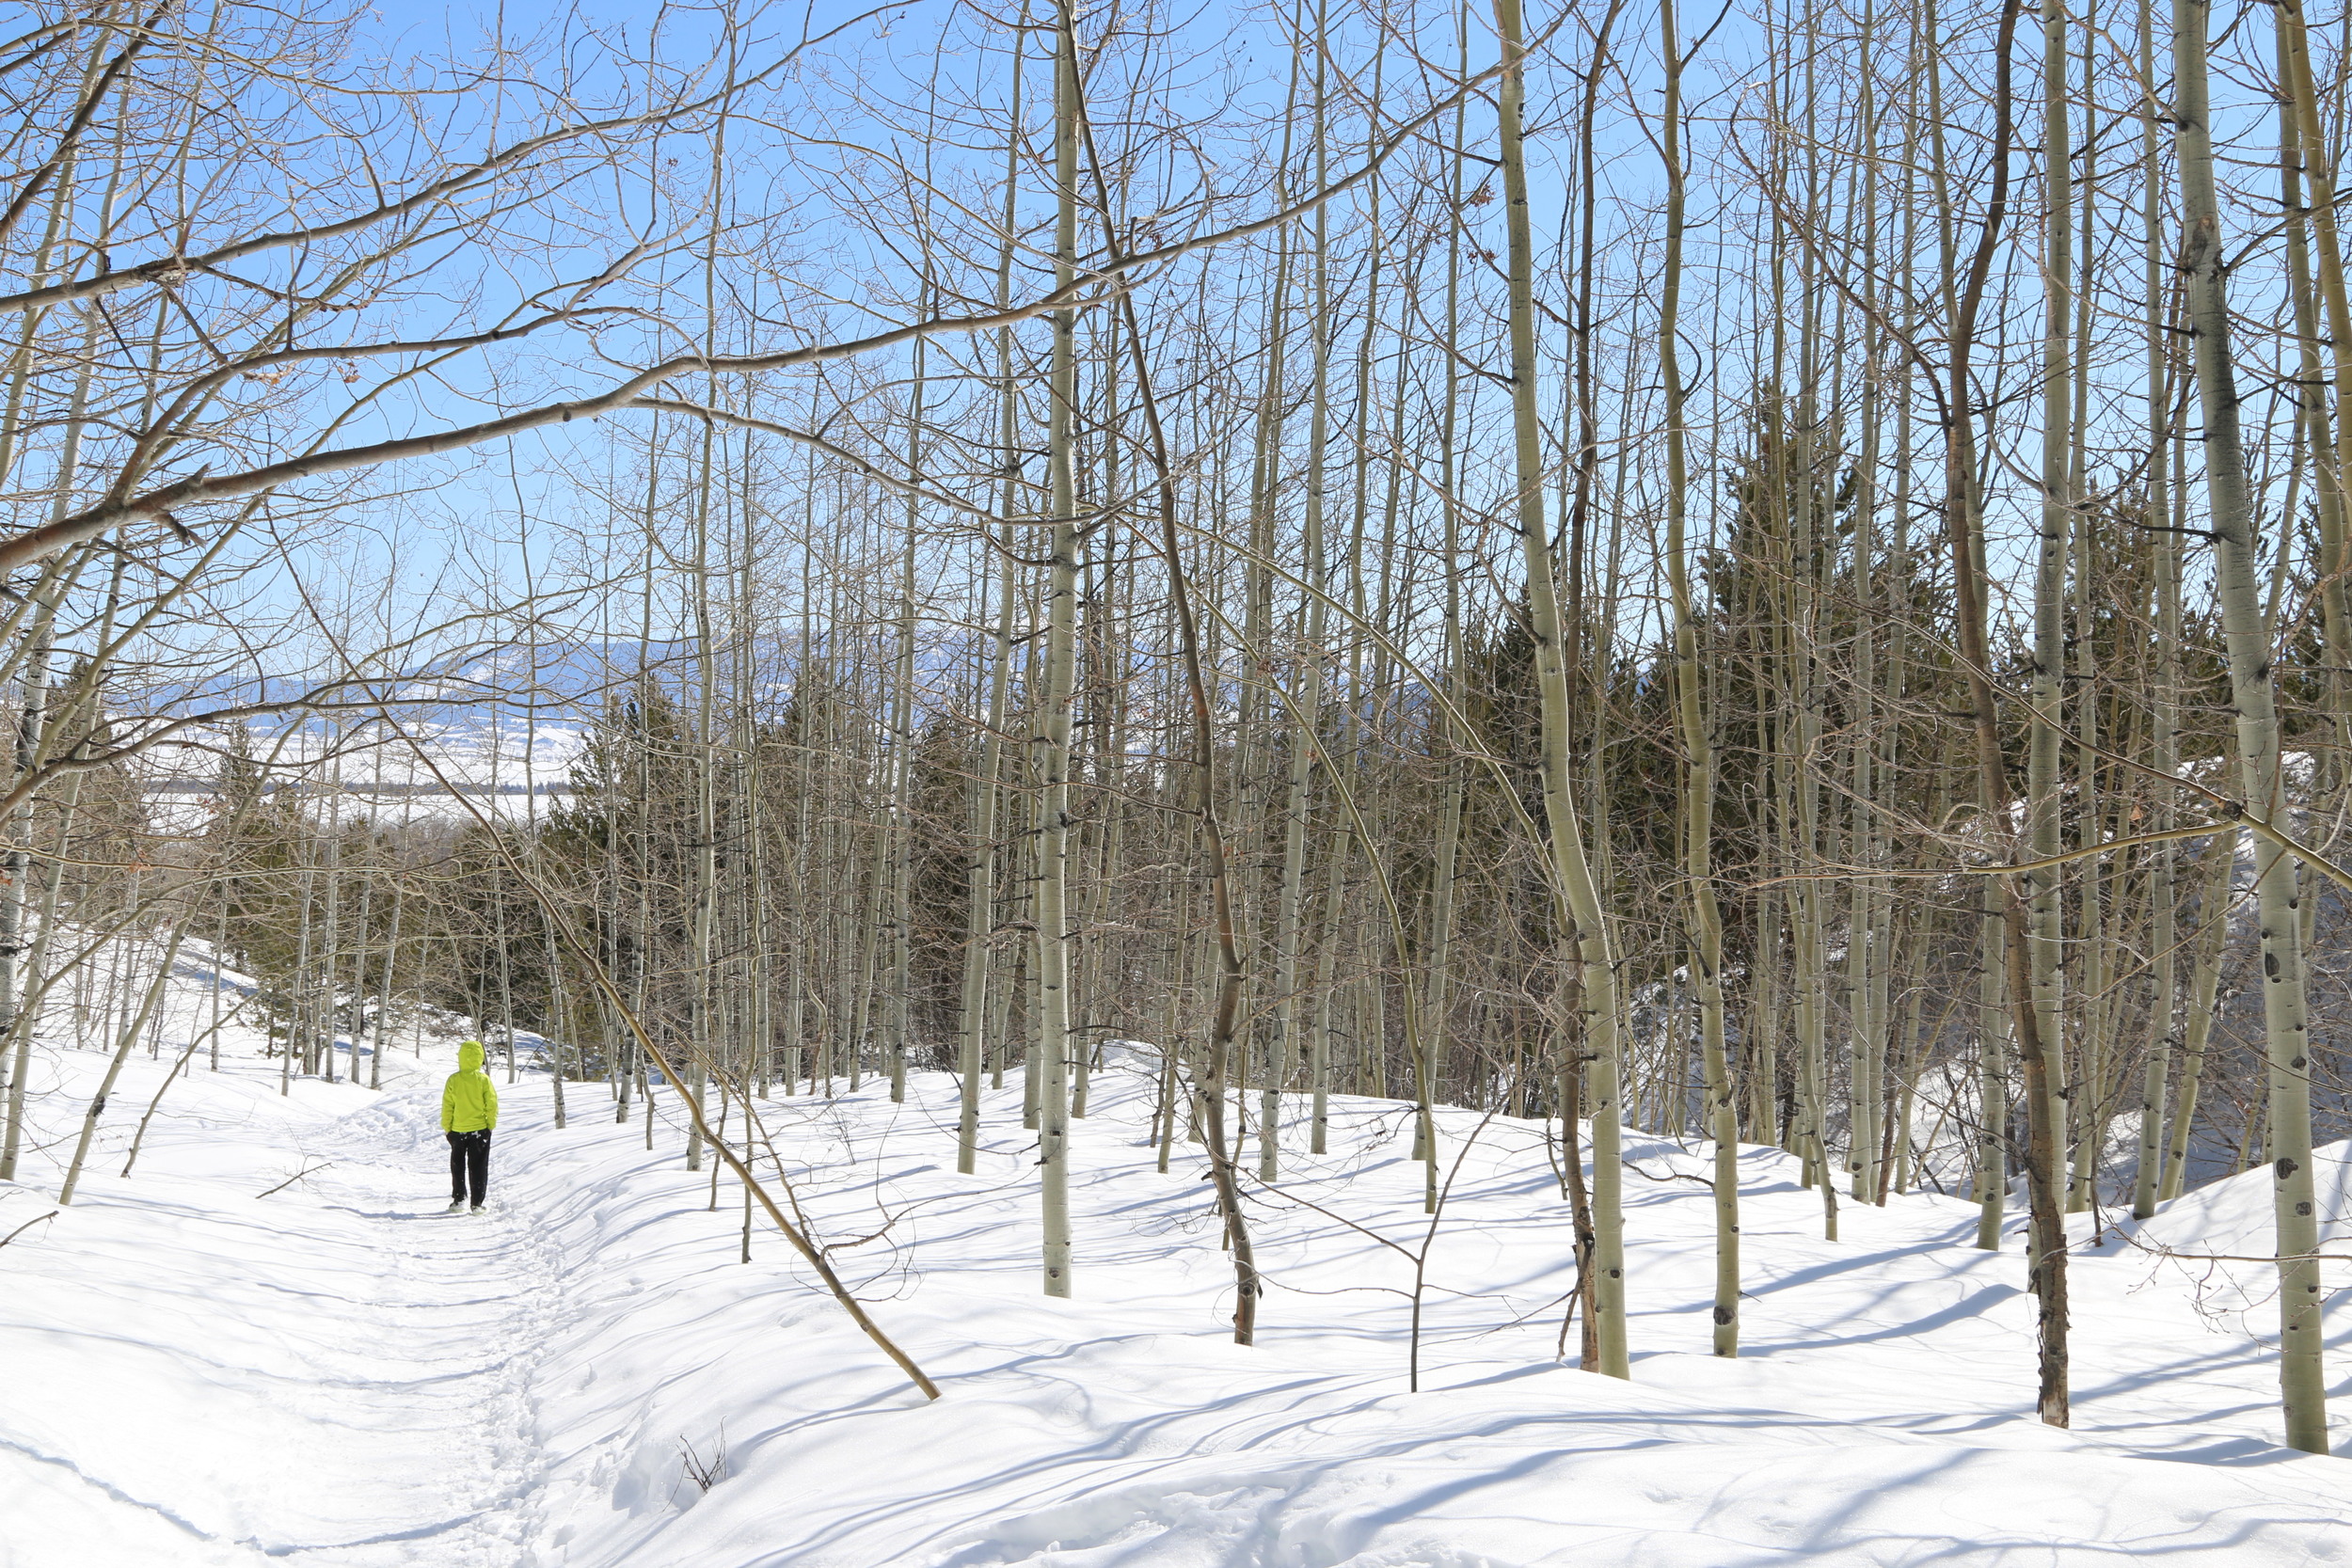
<box><xmin>2134</xmin><ymin>1140</ymin><xmax>2352</xmax><ymax>1257</ymax></box>
<box><xmin>6</xmin><ymin>966</ymin><xmax>2352</xmax><ymax>1567</ymax></box>
<box><xmin>2112</xmin><ymin>1141</ymin><xmax>2352</xmax><ymax>1344</ymax></box>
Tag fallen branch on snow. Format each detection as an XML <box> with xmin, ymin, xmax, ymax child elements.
<box><xmin>0</xmin><ymin>1208</ymin><xmax>57</xmax><ymax>1249</ymax></box>
<box><xmin>255</xmin><ymin>1163</ymin><xmax>334</xmax><ymax>1199</ymax></box>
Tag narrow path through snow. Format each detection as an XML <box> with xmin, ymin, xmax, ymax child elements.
<box><xmin>4</xmin><ymin>1044</ymin><xmax>558</xmax><ymax>1568</ymax></box>
<box><xmin>264</xmin><ymin>1082</ymin><xmax>559</xmax><ymax>1566</ymax></box>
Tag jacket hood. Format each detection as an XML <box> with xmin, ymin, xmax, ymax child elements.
<box><xmin>458</xmin><ymin>1040</ymin><xmax>485</xmax><ymax>1071</ymax></box>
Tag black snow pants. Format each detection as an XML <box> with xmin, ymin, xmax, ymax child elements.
<box><xmin>446</xmin><ymin>1130</ymin><xmax>491</xmax><ymax>1206</ymax></box>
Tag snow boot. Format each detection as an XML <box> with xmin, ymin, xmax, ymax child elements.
<box><xmin>445</xmin><ymin>1200</ymin><xmax>466</xmax><ymax>1214</ymax></box>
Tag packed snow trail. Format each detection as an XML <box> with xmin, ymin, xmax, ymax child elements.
<box><xmin>3</xmin><ymin>1039</ymin><xmax>558</xmax><ymax>1566</ymax></box>
<box><xmin>8</xmin><ymin>969</ymin><xmax>2352</xmax><ymax>1566</ymax></box>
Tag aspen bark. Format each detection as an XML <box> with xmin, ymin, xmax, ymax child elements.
<box><xmin>2161</xmin><ymin>830</ymin><xmax>2233</xmax><ymax>1201</ymax></box>
<box><xmin>1495</xmin><ymin>0</ymin><xmax>1628</xmax><ymax>1378</ymax></box>
<box><xmin>0</xmin><ymin>583</ymin><xmax>60</xmax><ymax>1178</ymax></box>
<box><xmin>59</xmin><ymin>920</ymin><xmax>191</xmax><ymax>1206</ymax></box>
<box><xmin>1032</xmin><ymin>0</ymin><xmax>1083</xmax><ymax>1298</ymax></box>
<box><xmin>889</xmin><ymin>331</ymin><xmax>925</xmax><ymax>1108</ymax></box>
<box><xmin>1931</xmin><ymin>0</ymin><xmax>2067</xmax><ymax>1422</ymax></box>
<box><xmin>956</xmin><ymin>261</ymin><xmax>1020</xmax><ymax>1169</ymax></box>
<box><xmin>2170</xmin><ymin>0</ymin><xmax>2328</xmax><ymax>1445</ymax></box>
<box><xmin>1661</xmin><ymin>0</ymin><xmax>1738</xmax><ymax>1355</ymax></box>
<box><xmin>2026</xmin><ymin>0</ymin><xmax>2073</xmax><ymax>1215</ymax></box>
<box><xmin>1263</xmin><ymin>26</ymin><xmax>1333</xmax><ymax>1180</ymax></box>
<box><xmin>2132</xmin><ymin>0</ymin><xmax>2175</xmax><ymax>1222</ymax></box>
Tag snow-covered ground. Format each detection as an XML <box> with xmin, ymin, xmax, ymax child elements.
<box><xmin>6</xmin><ymin>965</ymin><xmax>2352</xmax><ymax>1566</ymax></box>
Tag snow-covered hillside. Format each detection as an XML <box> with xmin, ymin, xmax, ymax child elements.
<box><xmin>4</xmin><ymin>962</ymin><xmax>2351</xmax><ymax>1567</ymax></box>
<box><xmin>136</xmin><ymin>717</ymin><xmax>591</xmax><ymax>837</ymax></box>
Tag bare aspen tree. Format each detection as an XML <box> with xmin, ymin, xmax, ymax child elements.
<box><xmin>2026</xmin><ymin>0</ymin><xmax>2074</xmax><ymax>1219</ymax></box>
<box><xmin>1915</xmin><ymin>0</ymin><xmax>2070</xmax><ymax>1422</ymax></box>
<box><xmin>2169</xmin><ymin>0</ymin><xmax>2328</xmax><ymax>1452</ymax></box>
<box><xmin>1494</xmin><ymin>0</ymin><xmax>1628</xmax><ymax>1378</ymax></box>
<box><xmin>1418</xmin><ymin>2</ymin><xmax>1473</xmax><ymax>1210</ymax></box>
<box><xmin>10</xmin><ymin>0</ymin><xmax>2352</xmax><ymax>1453</ymax></box>
<box><xmin>890</xmin><ymin>328</ymin><xmax>927</xmax><ymax>1107</ymax></box>
<box><xmin>956</xmin><ymin>56</ymin><xmax>1027</xmax><ymax>1170</ymax></box>
<box><xmin>2131</xmin><ymin>0</ymin><xmax>2175</xmax><ymax>1223</ymax></box>
<box><xmin>1032</xmin><ymin>0</ymin><xmax>1085</xmax><ymax>1299</ymax></box>
<box><xmin>1264</xmin><ymin>4</ymin><xmax>1336</xmax><ymax>1185</ymax></box>
<box><xmin>1659</xmin><ymin>0</ymin><xmax>1738</xmax><ymax>1357</ymax></box>
<box><xmin>0</xmin><ymin>576</ymin><xmax>63</xmax><ymax>1177</ymax></box>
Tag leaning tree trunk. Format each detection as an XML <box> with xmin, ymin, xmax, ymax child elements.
<box><xmin>59</xmin><ymin>919</ymin><xmax>194</xmax><ymax>1207</ymax></box>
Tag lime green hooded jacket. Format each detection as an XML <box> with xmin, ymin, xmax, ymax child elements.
<box><xmin>441</xmin><ymin>1041</ymin><xmax>500</xmax><ymax>1132</ymax></box>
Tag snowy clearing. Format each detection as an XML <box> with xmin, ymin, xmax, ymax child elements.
<box><xmin>4</xmin><ymin>972</ymin><xmax>2351</xmax><ymax>1567</ymax></box>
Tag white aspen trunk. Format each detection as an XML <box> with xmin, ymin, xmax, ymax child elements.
<box><xmin>1308</xmin><ymin>829</ymin><xmax>1343</xmax><ymax>1157</ymax></box>
<box><xmin>890</xmin><ymin>331</ymin><xmax>925</xmax><ymax>1106</ymax></box>
<box><xmin>2026</xmin><ymin>0</ymin><xmax>2073</xmax><ymax>1211</ymax></box>
<box><xmin>320</xmin><ymin>760</ymin><xmax>343</xmax><ymax>1086</ymax></box>
<box><xmin>516</xmin><ymin>510</ymin><xmax>568</xmax><ymax>1126</ymax></box>
<box><xmin>0</xmin><ymin>42</ymin><xmax>96</xmax><ymax>1163</ymax></box>
<box><xmin>1661</xmin><ymin>0</ymin><xmax>1738</xmax><ymax>1355</ymax></box>
<box><xmin>1880</xmin><ymin>36</ymin><xmax>1926</xmax><ymax>1210</ymax></box>
<box><xmin>1321</xmin><ymin>33</ymin><xmax>1390</xmax><ymax>1159</ymax></box>
<box><xmin>1263</xmin><ymin>24</ymin><xmax>1333</xmax><ymax>1183</ymax></box>
<box><xmin>1916</xmin><ymin>1</ymin><xmax>2011</xmax><ymax>1254</ymax></box>
<box><xmin>685</xmin><ymin>459</ymin><xmax>720</xmax><ymax>1162</ymax></box>
<box><xmin>2064</xmin><ymin>5</ymin><xmax>2107</xmax><ymax>1215</ymax></box>
<box><xmin>374</xmin><ymin>853</ymin><xmax>405</xmax><ymax>1095</ymax></box>
<box><xmin>1032</xmin><ymin>0</ymin><xmax>1083</xmax><ymax>1298</ymax></box>
<box><xmin>346</xmin><ymin>842</ymin><xmax>374</xmax><ymax>1089</ymax></box>
<box><xmin>1925</xmin><ymin>0</ymin><xmax>2067</xmax><ymax>1418</ymax></box>
<box><xmin>2132</xmin><ymin>0</ymin><xmax>2174</xmax><ymax>1221</ymax></box>
<box><xmin>59</xmin><ymin>919</ymin><xmax>193</xmax><ymax>1206</ymax></box>
<box><xmin>1415</xmin><ymin>16</ymin><xmax>1470</xmax><ymax>1190</ymax></box>
<box><xmin>1239</xmin><ymin>214</ymin><xmax>1293</xmax><ymax>1172</ymax></box>
<box><xmin>1885</xmin><ymin>925</ymin><xmax>1930</xmax><ymax>1199</ymax></box>
<box><xmin>1844</xmin><ymin>408</ymin><xmax>1882</xmax><ymax>1206</ymax></box>
<box><xmin>1785</xmin><ymin>0</ymin><xmax>1833</xmax><ymax>1227</ymax></box>
<box><xmin>285</xmin><ymin>850</ymin><xmax>314</xmax><ymax>1091</ymax></box>
<box><xmin>1749</xmin><ymin>891</ymin><xmax>1781</xmax><ymax>1143</ymax></box>
<box><xmin>1494</xmin><ymin>0</ymin><xmax>1628</xmax><ymax>1378</ymax></box>
<box><xmin>2162</xmin><ymin>830</ymin><xmax>2232</xmax><ymax>1200</ymax></box>
<box><xmin>2275</xmin><ymin>0</ymin><xmax>2352</xmax><ymax>738</ymax></box>
<box><xmin>1841</xmin><ymin>0</ymin><xmax>1884</xmax><ymax>1212</ymax></box>
<box><xmin>956</xmin><ymin>207</ymin><xmax>1022</xmax><ymax>1167</ymax></box>
<box><xmin>684</xmin><ymin>93</ymin><xmax>739</xmax><ymax>1157</ymax></box>
<box><xmin>2170</xmin><ymin>0</ymin><xmax>2329</xmax><ymax>1450</ymax></box>
<box><xmin>0</xmin><ymin>587</ymin><xmax>59</xmax><ymax>1177</ymax></box>
<box><xmin>489</xmin><ymin>725</ymin><xmax>516</xmax><ymax>1090</ymax></box>
<box><xmin>732</xmin><ymin>450</ymin><xmax>771</xmax><ymax>1107</ymax></box>
<box><xmin>1120</xmin><ymin>309</ymin><xmax>1263</xmax><ymax>1336</ymax></box>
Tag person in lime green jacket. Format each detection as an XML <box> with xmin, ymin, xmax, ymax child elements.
<box><xmin>441</xmin><ymin>1040</ymin><xmax>499</xmax><ymax>1213</ymax></box>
